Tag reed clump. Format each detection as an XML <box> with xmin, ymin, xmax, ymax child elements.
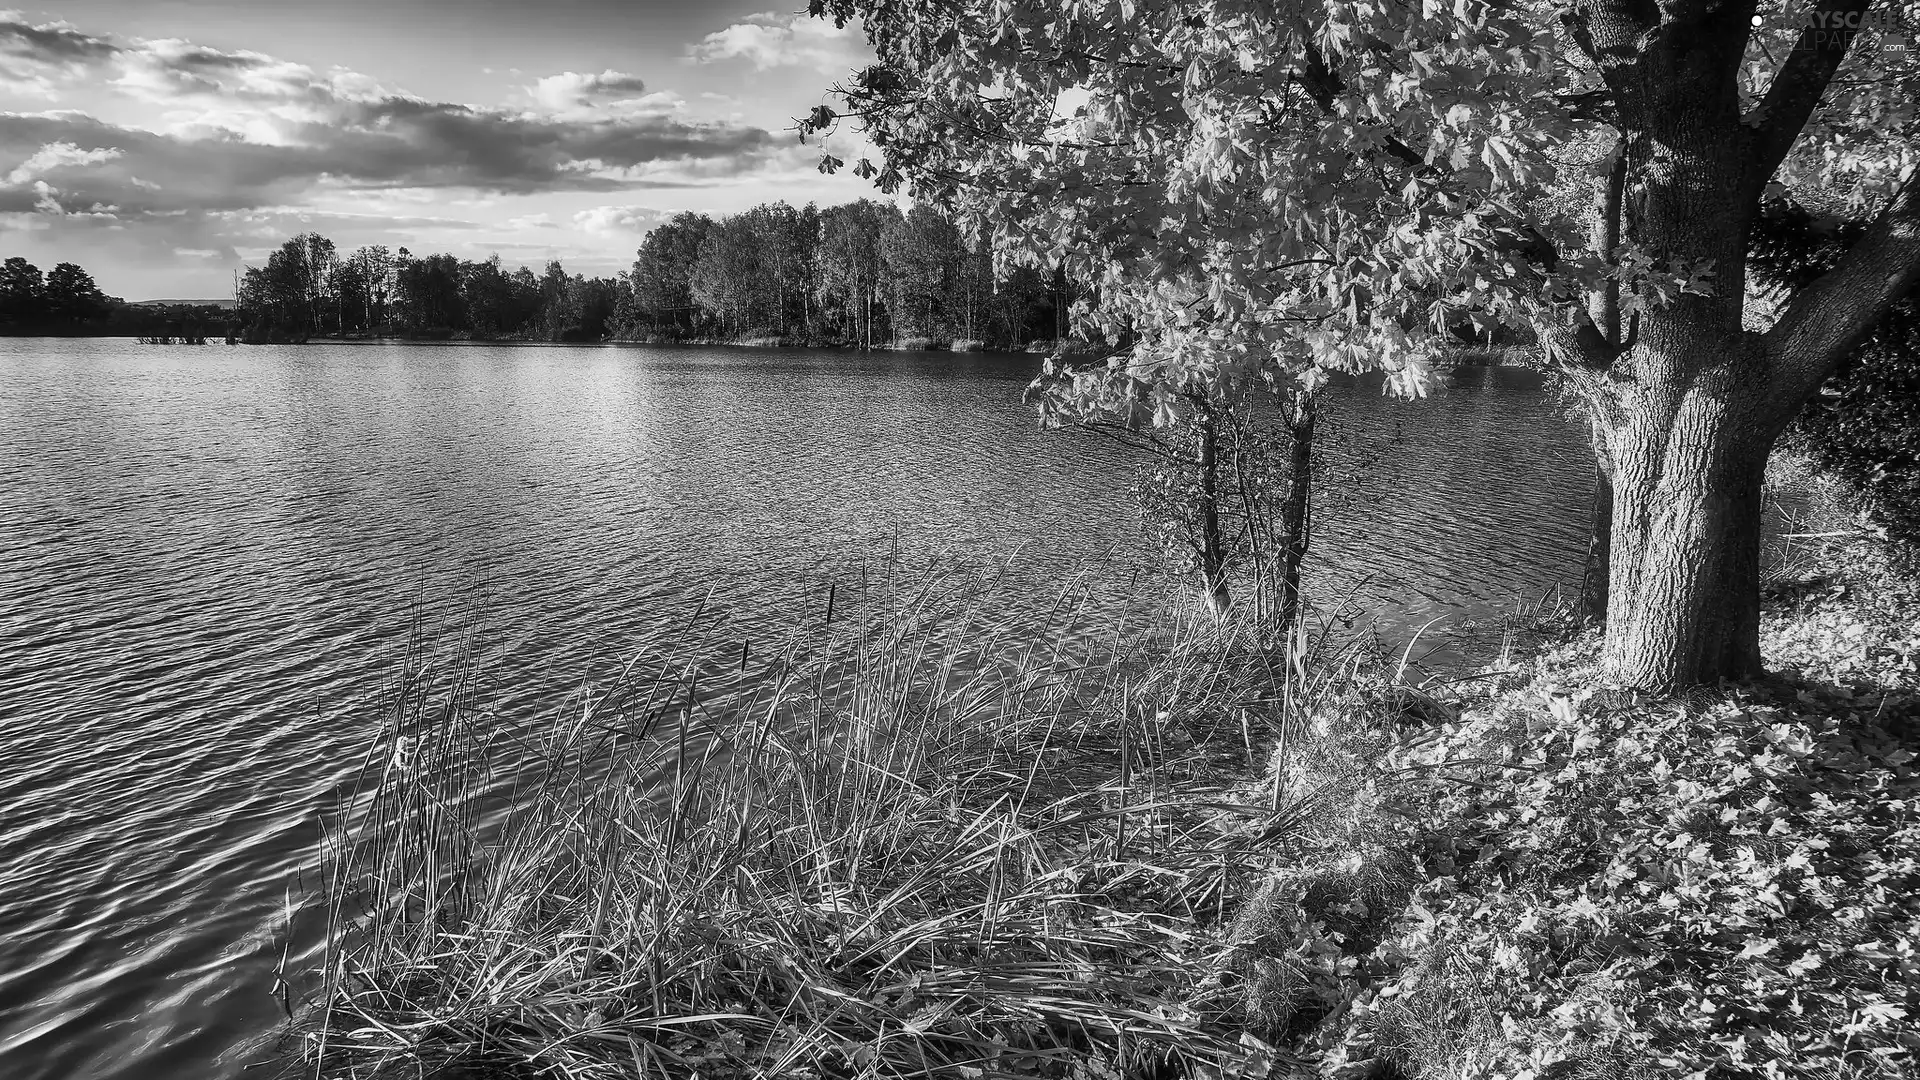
<box><xmin>300</xmin><ymin>568</ymin><xmax>1397</xmax><ymax>1080</ymax></box>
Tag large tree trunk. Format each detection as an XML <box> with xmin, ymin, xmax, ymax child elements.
<box><xmin>1554</xmin><ymin>0</ymin><xmax>1920</xmax><ymax>690</ymax></box>
<box><xmin>1600</xmin><ymin>332</ymin><xmax>1777</xmax><ymax>687</ymax></box>
<box><xmin>1575</xmin><ymin>4</ymin><xmax>1770</xmax><ymax>686</ymax></box>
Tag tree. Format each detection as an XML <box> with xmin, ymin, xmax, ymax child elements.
<box><xmin>880</xmin><ymin>204</ymin><xmax>962</xmax><ymax>342</ymax></box>
<box><xmin>805</xmin><ymin>0</ymin><xmax>1920</xmax><ymax>688</ymax></box>
<box><xmin>41</xmin><ymin>263</ymin><xmax>111</xmax><ymax>325</ymax></box>
<box><xmin>392</xmin><ymin>251</ymin><xmax>465</xmax><ymax>334</ymax></box>
<box><xmin>0</xmin><ymin>257</ymin><xmax>43</xmax><ymax>326</ymax></box>
<box><xmin>240</xmin><ymin>232</ymin><xmax>337</xmax><ymax>336</ymax></box>
<box><xmin>691</xmin><ymin>216</ymin><xmax>777</xmax><ymax>336</ymax></box>
<box><xmin>461</xmin><ymin>256</ymin><xmax>518</xmax><ymax>339</ymax></box>
<box><xmin>632</xmin><ymin>212</ymin><xmax>714</xmax><ymax>336</ymax></box>
<box><xmin>536</xmin><ymin>260</ymin><xmax>576</xmax><ymax>341</ymax></box>
<box><xmin>564</xmin><ymin>273</ymin><xmax>620</xmax><ymax>341</ymax></box>
<box><xmin>330</xmin><ymin>255</ymin><xmax>374</xmax><ymax>336</ymax></box>
<box><xmin>816</xmin><ymin>200</ymin><xmax>896</xmax><ymax>347</ymax></box>
<box><xmin>341</xmin><ymin>246</ymin><xmax>396</xmax><ymax>334</ymax></box>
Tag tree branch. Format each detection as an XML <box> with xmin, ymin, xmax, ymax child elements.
<box><xmin>1563</xmin><ymin>0</ymin><xmax>1661</xmax><ymax>71</ymax></box>
<box><xmin>1589</xmin><ymin>143</ymin><xmax>1627</xmax><ymax>345</ymax></box>
<box><xmin>1746</xmin><ymin>0</ymin><xmax>1875</xmax><ymax>183</ymax></box>
<box><xmin>1541</xmin><ymin>317</ymin><xmax>1624</xmax><ymax>373</ymax></box>
<box><xmin>1764</xmin><ymin>171</ymin><xmax>1920</xmax><ymax>414</ymax></box>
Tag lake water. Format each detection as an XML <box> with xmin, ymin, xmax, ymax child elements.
<box><xmin>0</xmin><ymin>339</ymin><xmax>1591</xmax><ymax>1079</ymax></box>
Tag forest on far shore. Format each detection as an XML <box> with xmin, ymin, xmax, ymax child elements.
<box><xmin>0</xmin><ymin>198</ymin><xmax>1081</xmax><ymax>348</ymax></box>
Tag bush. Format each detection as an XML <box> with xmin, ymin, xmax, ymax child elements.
<box><xmin>1750</xmin><ymin>200</ymin><xmax>1920</xmax><ymax>556</ymax></box>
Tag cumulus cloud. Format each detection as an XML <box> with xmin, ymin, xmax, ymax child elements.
<box><xmin>529</xmin><ymin>69</ymin><xmax>650</xmax><ymax>111</ymax></box>
<box><xmin>5</xmin><ymin>141</ymin><xmax>123</xmax><ymax>186</ymax></box>
<box><xmin>0</xmin><ymin>13</ymin><xmax>119</xmax><ymax>99</ymax></box>
<box><xmin>0</xmin><ymin>15</ymin><xmax>783</xmax><ymax>220</ymax></box>
<box><xmin>0</xmin><ymin>107</ymin><xmax>775</xmax><ymax>221</ymax></box>
<box><xmin>0</xmin><ymin>13</ymin><xmax>120</xmax><ymax>63</ymax></box>
<box><xmin>113</xmin><ymin>39</ymin><xmax>328</xmax><ymax>107</ymax></box>
<box><xmin>572</xmin><ymin>204</ymin><xmax>668</xmax><ymax>235</ymax></box>
<box><xmin>687</xmin><ymin>12</ymin><xmax>871</xmax><ymax>72</ymax></box>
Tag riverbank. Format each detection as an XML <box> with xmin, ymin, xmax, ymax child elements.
<box><xmin>291</xmin><ymin>457</ymin><xmax>1917</xmax><ymax>1080</ymax></box>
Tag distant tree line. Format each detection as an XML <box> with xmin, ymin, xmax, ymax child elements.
<box><xmin>233</xmin><ymin>234</ymin><xmax>627</xmax><ymax>343</ymax></box>
<box><xmin>634</xmin><ymin>199</ymin><xmax>1073</xmax><ymax>347</ymax></box>
<box><xmin>235</xmin><ymin>199</ymin><xmax>1074</xmax><ymax>347</ymax></box>
<box><xmin>0</xmin><ymin>256</ymin><xmax>241</xmax><ymax>339</ymax></box>
<box><xmin>0</xmin><ymin>257</ymin><xmax>114</xmax><ymax>332</ymax></box>
<box><xmin>2</xmin><ymin>199</ymin><xmax>1079</xmax><ymax>347</ymax></box>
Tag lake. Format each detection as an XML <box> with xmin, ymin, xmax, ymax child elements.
<box><xmin>0</xmin><ymin>339</ymin><xmax>1591</xmax><ymax>1079</ymax></box>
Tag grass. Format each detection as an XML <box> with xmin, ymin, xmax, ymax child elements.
<box><xmin>295</xmin><ymin>564</ymin><xmax>1408</xmax><ymax>1080</ymax></box>
<box><xmin>293</xmin><ymin>456</ymin><xmax>1920</xmax><ymax>1079</ymax></box>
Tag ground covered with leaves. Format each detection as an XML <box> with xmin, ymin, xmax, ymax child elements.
<box><xmin>1226</xmin><ymin>473</ymin><xmax>1919</xmax><ymax>1080</ymax></box>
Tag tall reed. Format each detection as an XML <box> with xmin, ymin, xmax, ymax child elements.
<box><xmin>298</xmin><ymin>565</ymin><xmax>1362</xmax><ymax>1079</ymax></box>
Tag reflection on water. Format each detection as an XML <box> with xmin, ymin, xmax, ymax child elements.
<box><xmin>0</xmin><ymin>340</ymin><xmax>1589</xmax><ymax>1079</ymax></box>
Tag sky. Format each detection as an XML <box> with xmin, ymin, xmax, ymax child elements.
<box><xmin>0</xmin><ymin>1</ymin><xmax>881</xmax><ymax>299</ymax></box>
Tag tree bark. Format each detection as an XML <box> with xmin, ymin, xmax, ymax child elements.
<box><xmin>1578</xmin><ymin>460</ymin><xmax>1614</xmax><ymax>627</ymax></box>
<box><xmin>1274</xmin><ymin>391</ymin><xmax>1316</xmax><ymax>638</ymax></box>
<box><xmin>1195</xmin><ymin>409</ymin><xmax>1231</xmax><ymax>617</ymax></box>
<box><xmin>1570</xmin><ymin>0</ymin><xmax>1793</xmax><ymax>686</ymax></box>
<box><xmin>1601</xmin><ymin>356</ymin><xmax>1772</xmax><ymax>687</ymax></box>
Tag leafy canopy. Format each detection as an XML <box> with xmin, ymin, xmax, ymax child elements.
<box><xmin>804</xmin><ymin>0</ymin><xmax>1917</xmax><ymax>426</ymax></box>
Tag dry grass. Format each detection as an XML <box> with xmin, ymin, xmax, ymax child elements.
<box><xmin>294</xmin><ymin>566</ymin><xmax>1398</xmax><ymax>1080</ymax></box>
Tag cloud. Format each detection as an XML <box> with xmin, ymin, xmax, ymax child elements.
<box><xmin>687</xmin><ymin>12</ymin><xmax>870</xmax><ymax>72</ymax></box>
<box><xmin>0</xmin><ymin>107</ymin><xmax>778</xmax><ymax>221</ymax></box>
<box><xmin>5</xmin><ymin>141</ymin><xmax>123</xmax><ymax>186</ymax></box>
<box><xmin>114</xmin><ymin>39</ymin><xmax>326</xmax><ymax>106</ymax></box>
<box><xmin>529</xmin><ymin>69</ymin><xmax>649</xmax><ymax>111</ymax></box>
<box><xmin>0</xmin><ymin>13</ymin><xmax>121</xmax><ymax>63</ymax></box>
<box><xmin>0</xmin><ymin>13</ymin><xmax>119</xmax><ymax>99</ymax></box>
<box><xmin>0</xmin><ymin>16</ymin><xmax>786</xmax><ymax>220</ymax></box>
<box><xmin>572</xmin><ymin>204</ymin><xmax>668</xmax><ymax>235</ymax></box>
